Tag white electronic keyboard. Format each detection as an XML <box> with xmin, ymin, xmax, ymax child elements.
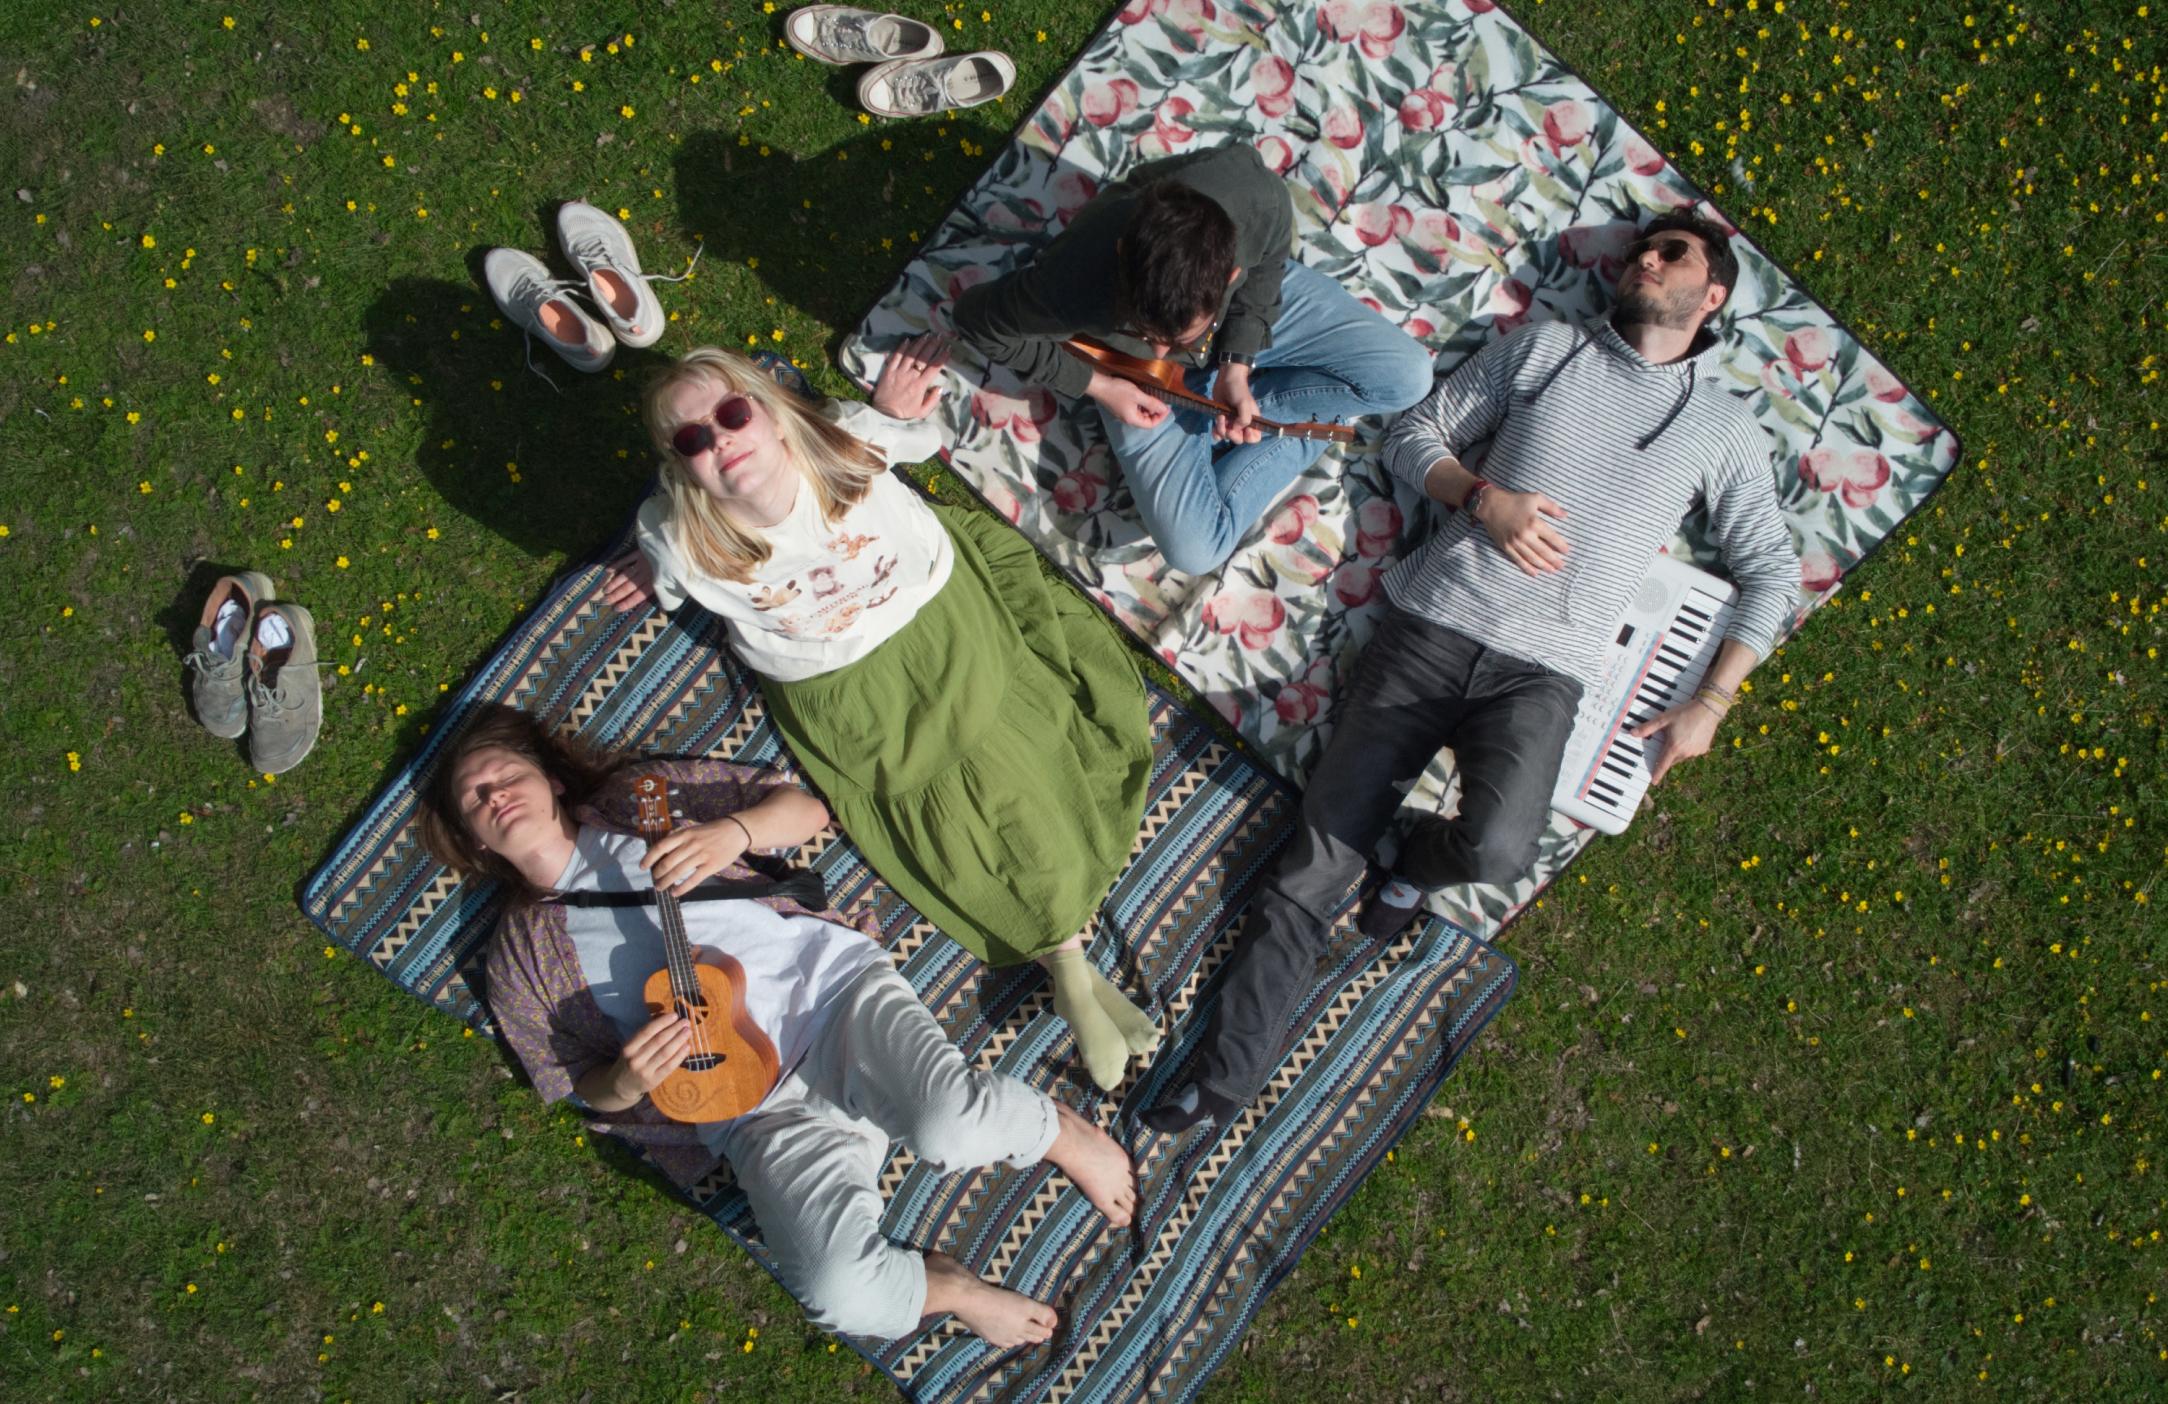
<box><xmin>1550</xmin><ymin>554</ymin><xmax>1738</xmax><ymax>835</ymax></box>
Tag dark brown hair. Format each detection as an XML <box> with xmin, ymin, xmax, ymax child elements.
<box><xmin>1640</xmin><ymin>211</ymin><xmax>1740</xmax><ymax>310</ymax></box>
<box><xmin>1116</xmin><ymin>181</ymin><xmax>1238</xmax><ymax>343</ymax></box>
<box><xmin>419</xmin><ymin>704</ymin><xmax>617</xmax><ymax>905</ymax></box>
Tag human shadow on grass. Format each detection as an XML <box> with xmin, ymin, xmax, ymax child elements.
<box><xmin>361</xmin><ymin>268</ymin><xmax>667</xmax><ymax>565</ymax></box>
<box><xmin>671</xmin><ymin>119</ymin><xmax>1015</xmax><ymax>359</ymax></box>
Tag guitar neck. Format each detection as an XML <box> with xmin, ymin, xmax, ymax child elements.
<box><xmin>1061</xmin><ymin>339</ymin><xmax>1355</xmax><ymax>445</ymax></box>
<box><xmin>651</xmin><ymin>888</ymin><xmax>702</xmax><ymax>1007</ymax></box>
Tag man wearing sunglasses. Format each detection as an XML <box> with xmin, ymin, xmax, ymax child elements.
<box><xmin>952</xmin><ymin>142</ymin><xmax>1432</xmax><ymax>574</ymax></box>
<box><xmin>1144</xmin><ymin>210</ymin><xmax>1802</xmax><ymax>1135</ymax></box>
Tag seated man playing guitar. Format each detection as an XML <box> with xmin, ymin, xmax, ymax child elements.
<box><xmin>953</xmin><ymin>142</ymin><xmax>1432</xmax><ymax>574</ymax></box>
<box><xmin>1143</xmin><ymin>213</ymin><xmax>1801</xmax><ymax>1134</ymax></box>
<box><xmin>424</xmin><ymin>705</ymin><xmax>1136</xmax><ymax>1348</ymax></box>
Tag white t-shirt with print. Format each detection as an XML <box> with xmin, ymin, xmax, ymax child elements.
<box><xmin>556</xmin><ymin>825</ymin><xmax>888</xmax><ymax>1138</ymax></box>
<box><xmin>635</xmin><ymin>400</ymin><xmax>952</xmax><ymax>682</ymax></box>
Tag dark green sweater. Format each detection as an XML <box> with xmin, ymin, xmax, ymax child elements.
<box><xmin>951</xmin><ymin>143</ymin><xmax>1297</xmax><ymax>399</ymax></box>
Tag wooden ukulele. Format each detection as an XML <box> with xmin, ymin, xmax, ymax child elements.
<box><xmin>632</xmin><ymin>775</ymin><xmax>781</xmax><ymax>1123</ymax></box>
<box><xmin>1062</xmin><ymin>336</ymin><xmax>1358</xmax><ymax>445</ymax></box>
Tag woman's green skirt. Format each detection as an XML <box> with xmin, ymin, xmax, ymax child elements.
<box><xmin>760</xmin><ymin>504</ymin><xmax>1152</xmax><ymax>967</ymax></box>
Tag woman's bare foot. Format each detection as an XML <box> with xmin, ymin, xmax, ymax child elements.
<box><xmin>1044</xmin><ymin>1100</ymin><xmax>1136</xmax><ymax>1227</ymax></box>
<box><xmin>920</xmin><ymin>1251</ymin><xmax>1058</xmax><ymax>1348</ymax></box>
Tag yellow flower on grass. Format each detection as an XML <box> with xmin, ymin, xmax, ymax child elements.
<box><xmin>620</xmin><ymin>104</ymin><xmax>636</xmax><ymax>118</ymax></box>
<box><xmin>138</xmin><ymin>480</ymin><xmax>152</xmax><ymax>493</ymax></box>
<box><xmin>200</xmin><ymin>1112</ymin><xmax>214</xmax><ymax>1124</ymax></box>
<box><xmin>67</xmin><ymin>751</ymin><xmax>81</xmax><ymax>772</ymax></box>
<box><xmin>140</xmin><ymin>232</ymin><xmax>155</xmax><ymax>249</ymax></box>
<box><xmin>142</xmin><ymin>328</ymin><xmax>156</xmax><ymax>343</ymax></box>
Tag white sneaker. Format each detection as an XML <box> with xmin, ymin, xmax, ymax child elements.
<box><xmin>858</xmin><ymin>51</ymin><xmax>1017</xmax><ymax>119</ymax></box>
<box><xmin>785</xmin><ymin>5</ymin><xmax>943</xmax><ymax>66</ymax></box>
<box><xmin>555</xmin><ymin>201</ymin><xmax>665</xmax><ymax>350</ymax></box>
<box><xmin>483</xmin><ymin>247</ymin><xmax>614</xmax><ymax>380</ymax></box>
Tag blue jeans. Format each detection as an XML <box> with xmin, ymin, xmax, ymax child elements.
<box><xmin>1096</xmin><ymin>259</ymin><xmax>1434</xmax><ymax>574</ymax></box>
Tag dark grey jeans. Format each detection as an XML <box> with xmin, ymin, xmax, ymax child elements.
<box><xmin>1189</xmin><ymin>608</ymin><xmax>1583</xmax><ymax>1103</ymax></box>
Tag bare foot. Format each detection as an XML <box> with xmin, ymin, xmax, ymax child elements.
<box><xmin>1044</xmin><ymin>1100</ymin><xmax>1136</xmax><ymax>1228</ymax></box>
<box><xmin>921</xmin><ymin>1251</ymin><xmax>1058</xmax><ymax>1348</ymax></box>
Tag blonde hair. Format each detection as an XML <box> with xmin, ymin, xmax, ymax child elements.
<box><xmin>643</xmin><ymin>348</ymin><xmax>885</xmax><ymax>583</ymax></box>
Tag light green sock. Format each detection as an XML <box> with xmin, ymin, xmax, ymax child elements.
<box><xmin>1085</xmin><ymin>962</ymin><xmax>1161</xmax><ymax>1059</ymax></box>
<box><xmin>1044</xmin><ymin>946</ymin><xmax>1131</xmax><ymax>1092</ymax></box>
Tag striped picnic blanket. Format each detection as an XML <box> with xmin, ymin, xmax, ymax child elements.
<box><xmin>301</xmin><ymin>539</ymin><xmax>1516</xmax><ymax>1402</ymax></box>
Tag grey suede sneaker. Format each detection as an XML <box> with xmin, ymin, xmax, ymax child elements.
<box><xmin>246</xmin><ymin>602</ymin><xmax>322</xmax><ymax>775</ymax></box>
<box><xmin>784</xmin><ymin>5</ymin><xmax>943</xmax><ymax>66</ymax></box>
<box><xmin>183</xmin><ymin>571</ymin><xmax>277</xmax><ymax>739</ymax></box>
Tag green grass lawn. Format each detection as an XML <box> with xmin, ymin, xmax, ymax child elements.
<box><xmin>1</xmin><ymin>1</ymin><xmax>2159</xmax><ymax>1399</ymax></box>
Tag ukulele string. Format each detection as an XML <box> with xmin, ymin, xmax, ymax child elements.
<box><xmin>667</xmin><ymin>895</ymin><xmax>715</xmax><ymax>1067</ymax></box>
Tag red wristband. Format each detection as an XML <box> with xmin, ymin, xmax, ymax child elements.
<box><xmin>1457</xmin><ymin>477</ymin><xmax>1493</xmax><ymax>515</ymax></box>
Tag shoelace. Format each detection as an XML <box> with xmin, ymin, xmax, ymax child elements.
<box><xmin>889</xmin><ymin>64</ymin><xmax>951</xmax><ymax>114</ymax></box>
<box><xmin>248</xmin><ymin>660</ymin><xmax>335</xmax><ymax>718</ymax></box>
<box><xmin>506</xmin><ymin>266</ymin><xmax>591</xmax><ymax>392</ymax></box>
<box><xmin>183</xmin><ymin>646</ymin><xmax>243</xmax><ymax>679</ymax></box>
<box><xmin>820</xmin><ymin>13</ymin><xmax>886</xmax><ymax>61</ymax></box>
<box><xmin>564</xmin><ymin>235</ymin><xmax>706</xmax><ymax>314</ymax></box>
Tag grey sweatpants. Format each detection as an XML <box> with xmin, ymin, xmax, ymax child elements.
<box><xmin>716</xmin><ymin>962</ymin><xmax>1061</xmax><ymax>1339</ymax></box>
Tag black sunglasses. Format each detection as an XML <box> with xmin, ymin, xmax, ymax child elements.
<box><xmin>670</xmin><ymin>394</ymin><xmax>755</xmax><ymax>459</ymax></box>
<box><xmin>1624</xmin><ymin>235</ymin><xmax>1703</xmax><ymax>266</ymax></box>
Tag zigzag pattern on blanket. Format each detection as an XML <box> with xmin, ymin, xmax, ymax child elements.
<box><xmin>300</xmin><ymin>538</ymin><xmax>1517</xmax><ymax>1403</ymax></box>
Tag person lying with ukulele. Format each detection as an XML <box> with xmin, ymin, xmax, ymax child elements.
<box><xmin>953</xmin><ymin>142</ymin><xmax>1433</xmax><ymax>574</ymax></box>
<box><xmin>423</xmin><ymin>704</ymin><xmax>1137</xmax><ymax>1348</ymax></box>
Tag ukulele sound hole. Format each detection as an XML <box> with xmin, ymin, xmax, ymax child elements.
<box><xmin>683</xmin><ymin>1053</ymin><xmax>725</xmax><ymax>1072</ymax></box>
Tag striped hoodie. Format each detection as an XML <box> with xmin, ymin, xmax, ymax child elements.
<box><xmin>1378</xmin><ymin>316</ymin><xmax>1798</xmax><ymax>689</ymax></box>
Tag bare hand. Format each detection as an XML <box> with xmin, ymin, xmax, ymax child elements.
<box><xmin>640</xmin><ymin>817</ymin><xmax>752</xmax><ymax>895</ymax></box>
<box><xmin>1475</xmin><ymin>488</ymin><xmax>1570</xmax><ymax>575</ymax></box>
<box><xmin>600</xmin><ymin>548</ymin><xmax>657</xmax><ymax>613</ymax></box>
<box><xmin>870</xmin><ymin>333</ymin><xmax>952</xmax><ymax>421</ymax></box>
<box><xmin>1629</xmin><ymin>698</ymin><xmax>1721</xmax><ymax>785</ymax></box>
<box><xmin>1211</xmin><ymin>364</ymin><xmax>1263</xmax><ymax>444</ymax></box>
<box><xmin>616</xmin><ymin>1012</ymin><xmax>694</xmax><ymax>1097</ymax></box>
<box><xmin>1088</xmin><ymin>372</ymin><xmax>1170</xmax><ymax>430</ymax></box>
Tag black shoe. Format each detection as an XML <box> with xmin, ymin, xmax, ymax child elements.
<box><xmin>1355</xmin><ymin>877</ymin><xmax>1428</xmax><ymax>940</ymax></box>
<box><xmin>1140</xmin><ymin>1080</ymin><xmax>1238</xmax><ymax>1135</ymax></box>
<box><xmin>1397</xmin><ymin>814</ymin><xmax>1458</xmax><ymax>889</ymax></box>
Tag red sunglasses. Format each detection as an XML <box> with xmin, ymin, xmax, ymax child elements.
<box><xmin>670</xmin><ymin>394</ymin><xmax>755</xmax><ymax>459</ymax></box>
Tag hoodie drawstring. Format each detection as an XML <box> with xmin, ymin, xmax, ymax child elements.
<box><xmin>1527</xmin><ymin>329</ymin><xmax>1594</xmax><ymax>402</ymax></box>
<box><xmin>1636</xmin><ymin>369</ymin><xmax>1696</xmax><ymax>451</ymax></box>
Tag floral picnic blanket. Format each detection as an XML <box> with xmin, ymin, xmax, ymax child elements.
<box><xmin>841</xmin><ymin>0</ymin><xmax>1959</xmax><ymax>939</ymax></box>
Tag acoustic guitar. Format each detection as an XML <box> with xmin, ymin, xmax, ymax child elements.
<box><xmin>632</xmin><ymin>775</ymin><xmax>781</xmax><ymax>1123</ymax></box>
<box><xmin>1062</xmin><ymin>336</ymin><xmax>1358</xmax><ymax>445</ymax></box>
